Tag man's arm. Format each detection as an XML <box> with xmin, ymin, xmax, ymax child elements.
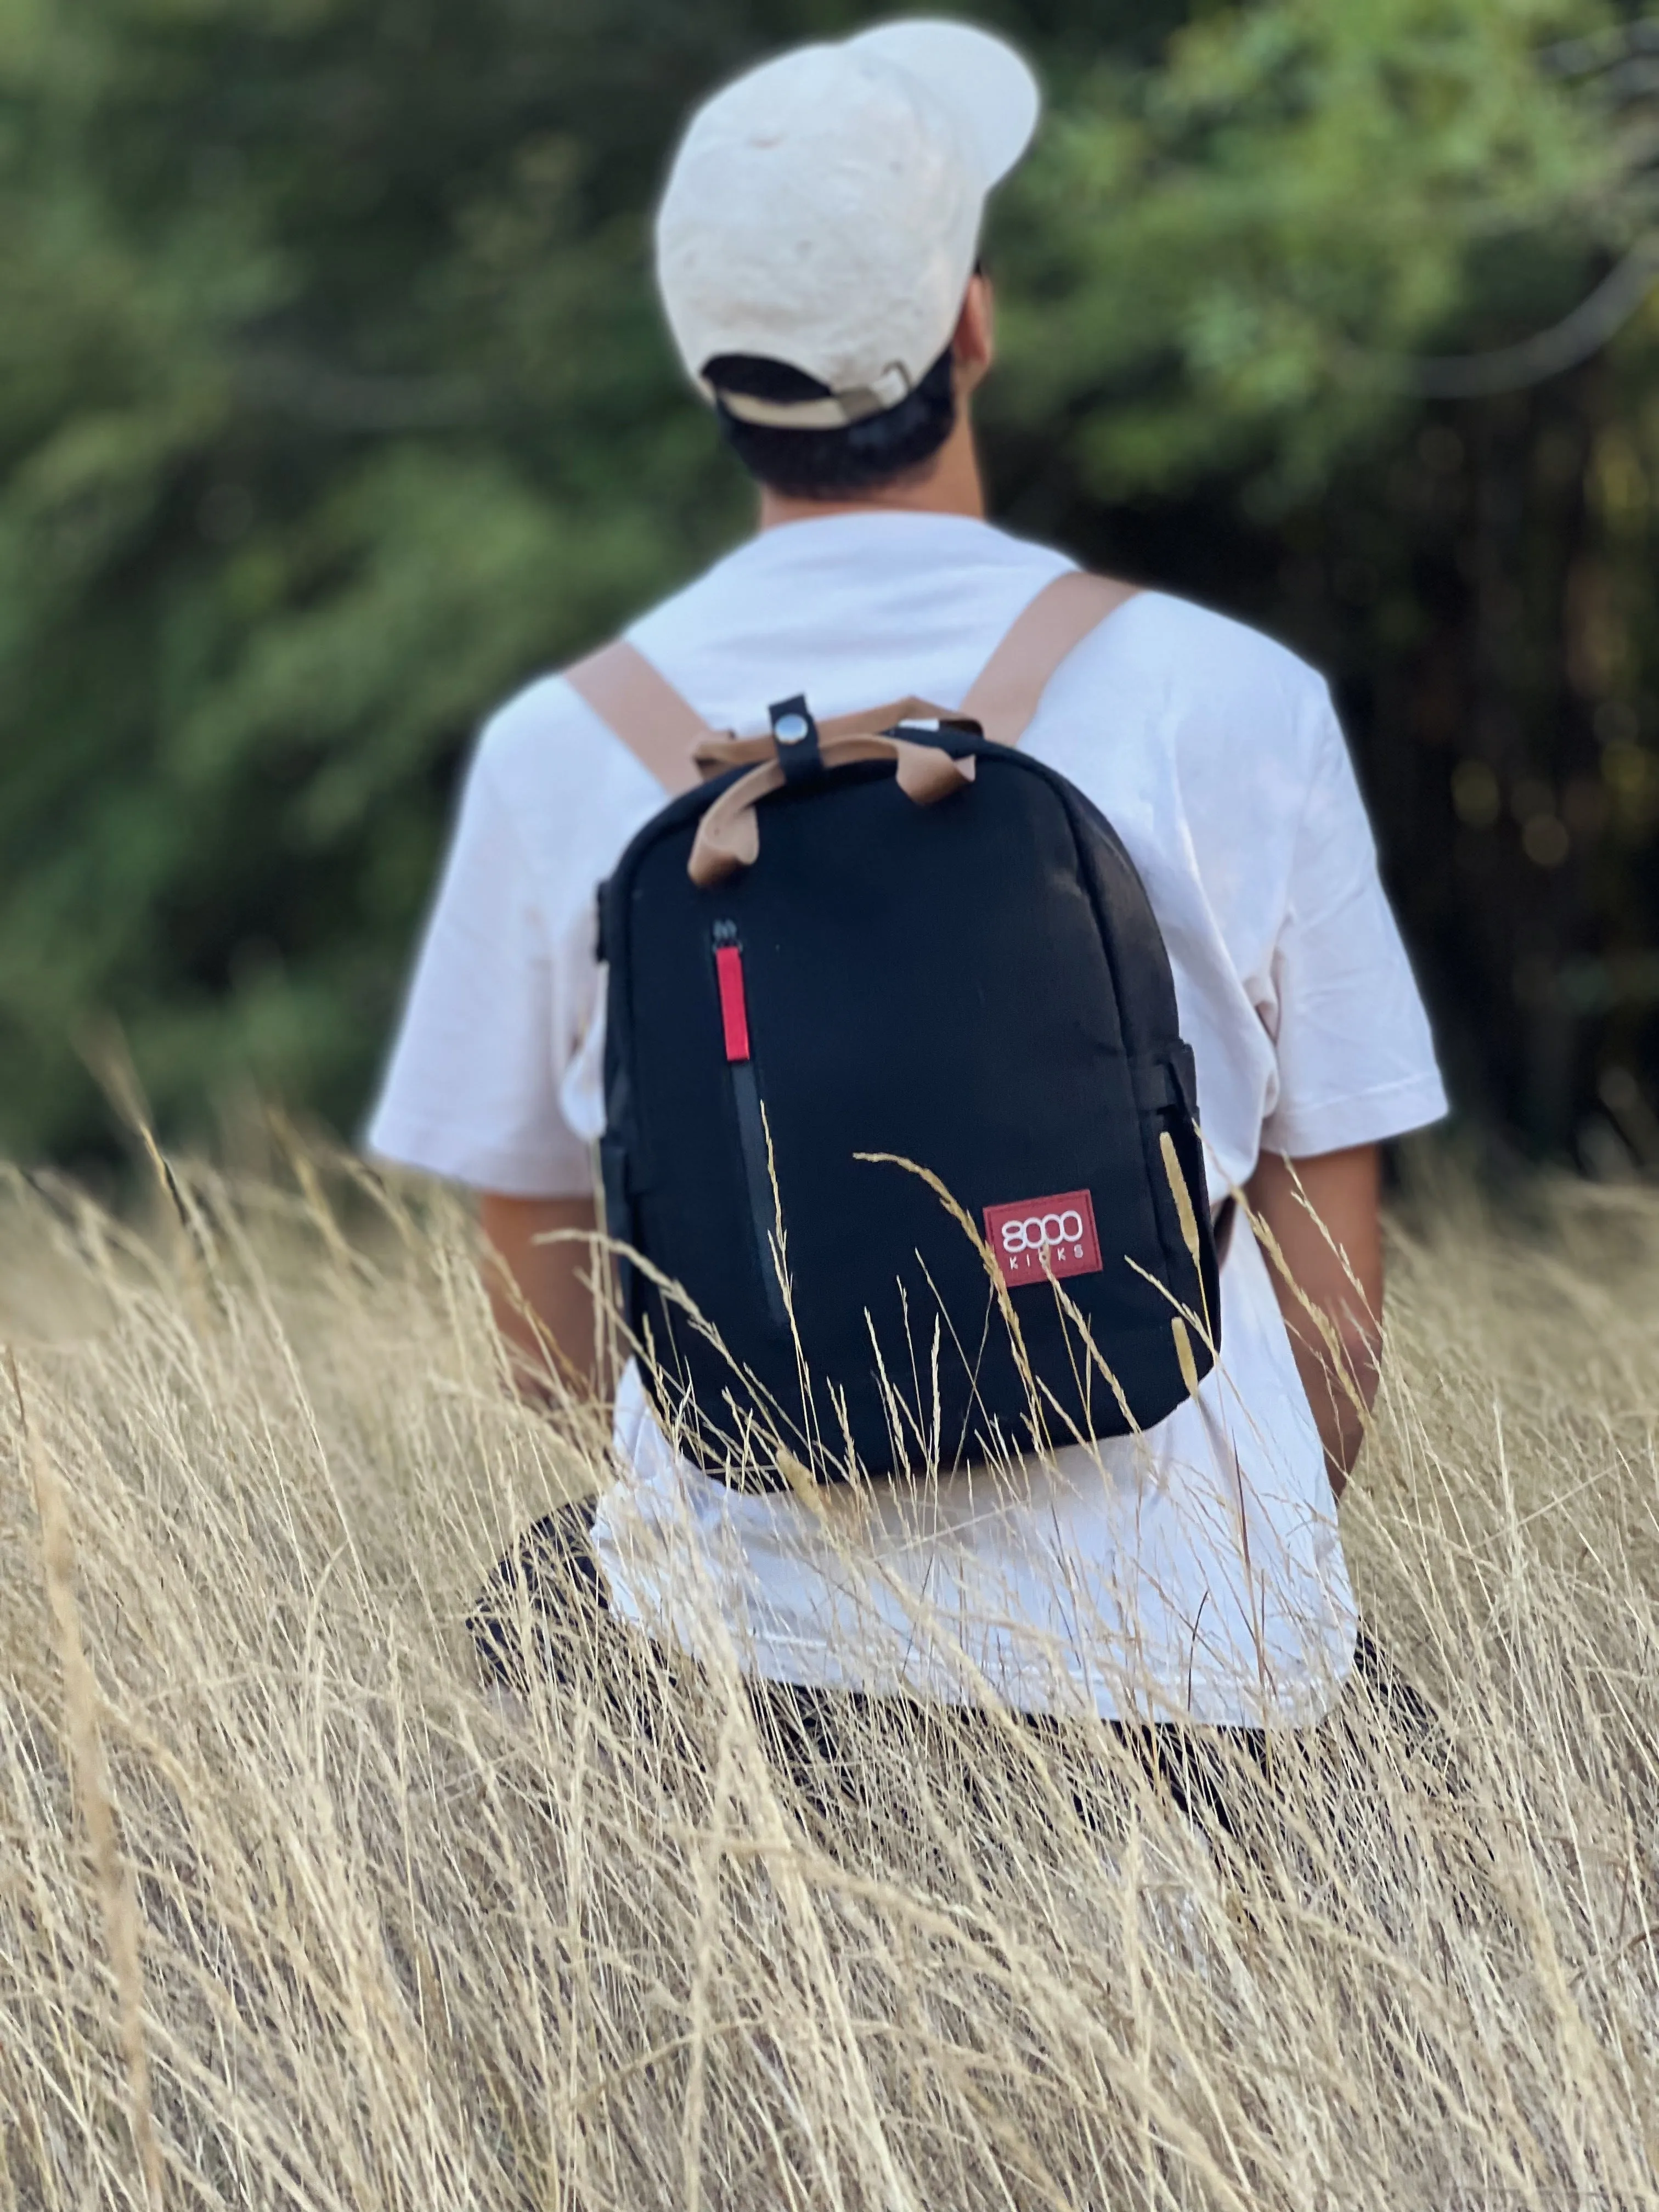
<box><xmin>476</xmin><ymin>1150</ymin><xmax>1386</xmax><ymax>1484</ymax></box>
<box><xmin>1243</xmin><ymin>1143</ymin><xmax>1383</xmax><ymax>1500</ymax></box>
<box><xmin>478</xmin><ymin>1192</ymin><xmax>606</xmax><ymax>1404</ymax></box>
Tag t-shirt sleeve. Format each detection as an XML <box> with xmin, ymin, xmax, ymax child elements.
<box><xmin>364</xmin><ymin>735</ymin><xmax>595</xmax><ymax>1198</ymax></box>
<box><xmin>1258</xmin><ymin>695</ymin><xmax>1448</xmax><ymax>1159</ymax></box>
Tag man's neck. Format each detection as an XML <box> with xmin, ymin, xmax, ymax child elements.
<box><xmin>757</xmin><ymin>411</ymin><xmax>987</xmax><ymax>533</ymax></box>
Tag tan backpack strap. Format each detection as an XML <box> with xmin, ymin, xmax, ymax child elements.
<box><xmin>960</xmin><ymin>572</ymin><xmax>1140</xmax><ymax>748</ymax></box>
<box><xmin>564</xmin><ymin>639</ymin><xmax>723</xmax><ymax>796</ymax></box>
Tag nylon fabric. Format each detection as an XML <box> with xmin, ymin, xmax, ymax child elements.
<box><xmin>601</xmin><ymin>729</ymin><xmax>1217</xmax><ymax>1485</ymax></box>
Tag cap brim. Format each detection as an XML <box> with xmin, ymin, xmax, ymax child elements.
<box><xmin>848</xmin><ymin>17</ymin><xmax>1040</xmax><ymax>186</ymax></box>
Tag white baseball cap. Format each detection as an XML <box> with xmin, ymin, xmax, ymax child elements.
<box><xmin>655</xmin><ymin>19</ymin><xmax>1041</xmax><ymax>430</ymax></box>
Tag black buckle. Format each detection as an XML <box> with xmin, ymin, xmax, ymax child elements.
<box><xmin>769</xmin><ymin>695</ymin><xmax>822</xmax><ymax>785</ymax></box>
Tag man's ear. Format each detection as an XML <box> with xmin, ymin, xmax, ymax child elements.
<box><xmin>952</xmin><ymin>272</ymin><xmax>996</xmax><ymax>397</ymax></box>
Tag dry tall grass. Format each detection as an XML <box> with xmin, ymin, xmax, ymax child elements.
<box><xmin>2</xmin><ymin>1143</ymin><xmax>1657</xmax><ymax>2211</ymax></box>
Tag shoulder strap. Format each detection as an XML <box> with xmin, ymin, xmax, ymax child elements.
<box><xmin>960</xmin><ymin>571</ymin><xmax>1139</xmax><ymax>748</ymax></box>
<box><xmin>566</xmin><ymin>568</ymin><xmax>1137</xmax><ymax>792</ymax></box>
<box><xmin>564</xmin><ymin>640</ymin><xmax>716</xmax><ymax>797</ymax></box>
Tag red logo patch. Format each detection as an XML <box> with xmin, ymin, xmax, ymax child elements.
<box><xmin>983</xmin><ymin>1189</ymin><xmax>1103</xmax><ymax>1287</ymax></box>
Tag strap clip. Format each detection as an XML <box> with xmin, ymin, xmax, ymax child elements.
<box><xmin>769</xmin><ymin>695</ymin><xmax>822</xmax><ymax>786</ymax></box>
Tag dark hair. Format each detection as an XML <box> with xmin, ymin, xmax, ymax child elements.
<box><xmin>704</xmin><ymin>346</ymin><xmax>957</xmax><ymax>499</ymax></box>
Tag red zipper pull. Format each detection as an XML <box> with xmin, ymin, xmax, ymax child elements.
<box><xmin>713</xmin><ymin>923</ymin><xmax>751</xmax><ymax>1062</ymax></box>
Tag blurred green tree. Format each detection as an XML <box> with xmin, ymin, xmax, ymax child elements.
<box><xmin>1</xmin><ymin>0</ymin><xmax>1654</xmax><ymax>1164</ymax></box>
<box><xmin>989</xmin><ymin>0</ymin><xmax>1659</xmax><ymax>1153</ymax></box>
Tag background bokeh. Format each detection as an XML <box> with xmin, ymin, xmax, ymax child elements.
<box><xmin>6</xmin><ymin>0</ymin><xmax>1659</xmax><ymax>1172</ymax></box>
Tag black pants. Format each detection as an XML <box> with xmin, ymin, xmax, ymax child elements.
<box><xmin>468</xmin><ymin>1500</ymin><xmax>1446</xmax><ymax>1844</ymax></box>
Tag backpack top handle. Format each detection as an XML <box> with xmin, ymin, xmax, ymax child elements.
<box><xmin>687</xmin><ymin>728</ymin><xmax>978</xmax><ymax>887</ymax></box>
<box><xmin>691</xmin><ymin>697</ymin><xmax>973</xmax><ymax>782</ymax></box>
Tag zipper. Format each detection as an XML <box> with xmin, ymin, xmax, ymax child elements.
<box><xmin>713</xmin><ymin>921</ymin><xmax>788</xmax><ymax>1328</ymax></box>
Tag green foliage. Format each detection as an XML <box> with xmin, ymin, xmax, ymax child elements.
<box><xmin>0</xmin><ymin>0</ymin><xmax>758</xmax><ymax>1158</ymax></box>
<box><xmin>0</xmin><ymin>0</ymin><xmax>1650</xmax><ymax>1162</ymax></box>
<box><xmin>1000</xmin><ymin>0</ymin><xmax>1618</xmax><ymax>495</ymax></box>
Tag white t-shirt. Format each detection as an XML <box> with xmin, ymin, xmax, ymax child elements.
<box><xmin>369</xmin><ymin>510</ymin><xmax>1446</xmax><ymax>1729</ymax></box>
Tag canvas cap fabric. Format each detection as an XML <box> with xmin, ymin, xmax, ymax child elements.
<box><xmin>654</xmin><ymin>19</ymin><xmax>1041</xmax><ymax>430</ymax></box>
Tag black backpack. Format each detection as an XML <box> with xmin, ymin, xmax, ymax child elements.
<box><xmin>571</xmin><ymin>572</ymin><xmax>1221</xmax><ymax>1490</ymax></box>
